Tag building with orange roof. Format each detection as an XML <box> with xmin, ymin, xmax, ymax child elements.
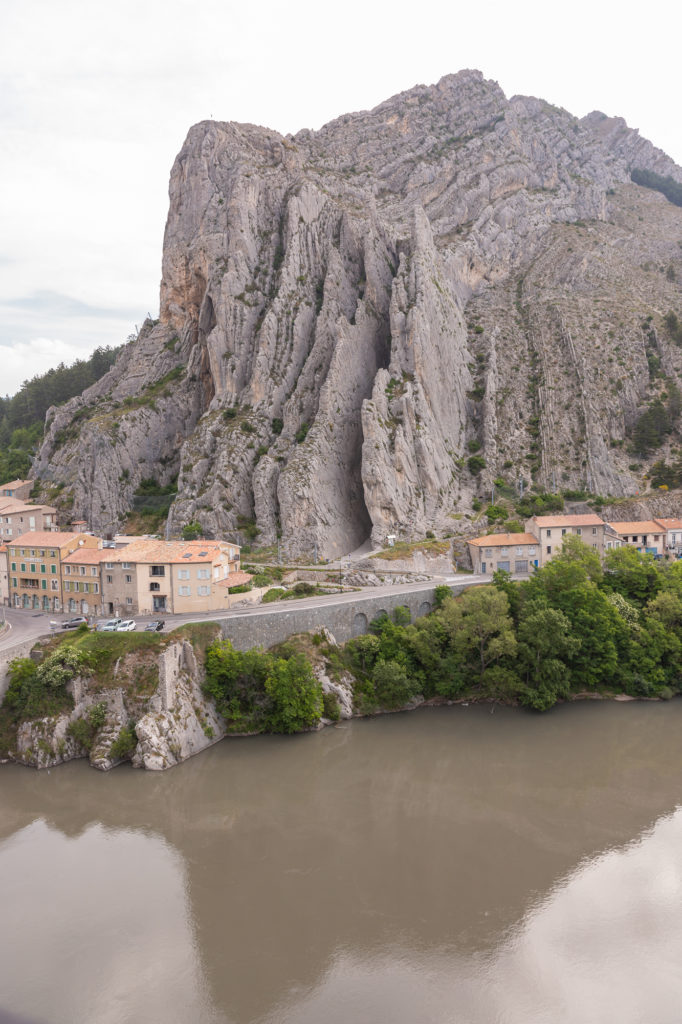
<box><xmin>525</xmin><ymin>513</ymin><xmax>622</xmax><ymax>566</ymax></box>
<box><xmin>651</xmin><ymin>518</ymin><xmax>682</xmax><ymax>556</ymax></box>
<box><xmin>99</xmin><ymin>538</ymin><xmax>247</xmax><ymax>616</ymax></box>
<box><xmin>0</xmin><ymin>497</ymin><xmax>58</xmax><ymax>540</ymax></box>
<box><xmin>7</xmin><ymin>531</ymin><xmax>99</xmax><ymax>611</ymax></box>
<box><xmin>0</xmin><ymin>479</ymin><xmax>33</xmax><ymax>501</ymax></box>
<box><xmin>607</xmin><ymin>521</ymin><xmax>666</xmax><ymax>556</ymax></box>
<box><xmin>467</xmin><ymin>533</ymin><xmax>540</xmax><ymax>575</ymax></box>
<box><xmin>62</xmin><ymin>548</ymin><xmax>111</xmax><ymax>616</ymax></box>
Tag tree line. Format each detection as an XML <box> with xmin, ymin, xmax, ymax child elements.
<box><xmin>204</xmin><ymin>537</ymin><xmax>682</xmax><ymax>732</ymax></box>
<box><xmin>0</xmin><ymin>345</ymin><xmax>120</xmax><ymax>483</ymax></box>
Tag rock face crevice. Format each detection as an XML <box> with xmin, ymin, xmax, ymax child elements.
<box><xmin>34</xmin><ymin>70</ymin><xmax>682</xmax><ymax>554</ymax></box>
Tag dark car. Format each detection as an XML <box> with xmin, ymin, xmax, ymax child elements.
<box><xmin>62</xmin><ymin>616</ymin><xmax>88</xmax><ymax>629</ymax></box>
<box><xmin>144</xmin><ymin>620</ymin><xmax>165</xmax><ymax>632</ymax></box>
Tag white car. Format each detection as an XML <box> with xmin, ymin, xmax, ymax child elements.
<box><xmin>98</xmin><ymin>618</ymin><xmax>122</xmax><ymax>632</ymax></box>
<box><xmin>116</xmin><ymin>620</ymin><xmax>137</xmax><ymax>632</ymax></box>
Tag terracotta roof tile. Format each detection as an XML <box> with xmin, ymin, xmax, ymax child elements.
<box><xmin>531</xmin><ymin>514</ymin><xmax>605</xmax><ymax>527</ymax></box>
<box><xmin>62</xmin><ymin>549</ymin><xmax>109</xmax><ymax>565</ymax></box>
<box><xmin>215</xmin><ymin>571</ymin><xmax>254</xmax><ymax>587</ymax></box>
<box><xmin>9</xmin><ymin>531</ymin><xmax>87</xmax><ymax>548</ymax></box>
<box><xmin>469</xmin><ymin>533</ymin><xmax>538</xmax><ymax>547</ymax></box>
<box><xmin>608</xmin><ymin>521</ymin><xmax>664</xmax><ymax>534</ymax></box>
<box><xmin>107</xmin><ymin>539</ymin><xmax>239</xmax><ymax>565</ymax></box>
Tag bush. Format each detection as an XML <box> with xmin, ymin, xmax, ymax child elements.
<box><xmin>110</xmin><ymin>724</ymin><xmax>137</xmax><ymax>760</ymax></box>
<box><xmin>295</xmin><ymin>422</ymin><xmax>309</xmax><ymax>444</ymax></box>
<box><xmin>322</xmin><ymin>691</ymin><xmax>341</xmax><ymax>721</ymax></box>
<box><xmin>372</xmin><ymin>659</ymin><xmax>417</xmax><ymax>710</ymax></box>
<box><xmin>467</xmin><ymin>455</ymin><xmax>486</xmax><ymax>474</ymax></box>
<box><xmin>182</xmin><ymin>520</ymin><xmax>203</xmax><ymax>541</ymax></box>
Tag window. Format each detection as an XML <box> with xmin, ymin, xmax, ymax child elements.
<box><xmin>481</xmin><ymin>562</ymin><xmax>486</xmax><ymax>573</ymax></box>
<box><xmin>125</xmin><ymin>575</ymin><xmax>132</xmax><ymax>584</ymax></box>
<box><xmin>529</xmin><ymin>547</ymin><xmax>536</xmax><ymax>555</ymax></box>
<box><xmin>41</xmin><ymin>579</ymin><xmax>47</xmax><ymax>590</ymax></box>
<box><xmin>12</xmin><ymin>577</ymin><xmax>17</xmax><ymax>588</ymax></box>
<box><xmin>179</xmin><ymin>586</ymin><xmax>191</xmax><ymax>596</ymax></box>
<box><xmin>51</xmin><ymin>564</ymin><xmax>56</xmax><ymax>574</ymax></box>
<box><xmin>150</xmin><ymin>582</ymin><xmax>160</xmax><ymax>592</ymax></box>
<box><xmin>197</xmin><ymin>568</ymin><xmax>210</xmax><ymax>579</ymax></box>
<box><xmin>150</xmin><ymin>566</ymin><xmax>165</xmax><ymax>577</ymax></box>
<box><xmin>178</xmin><ymin>569</ymin><xmax>190</xmax><ymax>580</ymax></box>
<box><xmin>20</xmin><ymin>563</ymin><xmax>25</xmax><ymax>572</ymax></box>
<box><xmin>64</xmin><ymin>581</ymin><xmax>71</xmax><ymax>592</ymax></box>
<box><xmin>64</xmin><ymin>566</ymin><xmax>71</xmax><ymax>575</ymax></box>
<box><xmin>501</xmin><ymin>548</ymin><xmax>509</xmax><ymax>556</ymax></box>
<box><xmin>10</xmin><ymin>562</ymin><xmax>15</xmax><ymax>571</ymax></box>
<box><xmin>106</xmin><ymin>574</ymin><xmax>113</xmax><ymax>584</ymax></box>
<box><xmin>197</xmin><ymin>585</ymin><xmax>210</xmax><ymax>596</ymax></box>
<box><xmin>516</xmin><ymin>547</ymin><xmax>524</xmax><ymax>556</ymax></box>
<box><xmin>93</xmin><ymin>583</ymin><xmax>99</xmax><ymax>593</ymax></box>
<box><xmin>105</xmin><ymin>563</ymin><xmax>113</xmax><ymax>569</ymax></box>
<box><xmin>50</xmin><ymin>550</ymin><xmax>56</xmax><ymax>558</ymax></box>
<box><xmin>592</xmin><ymin>527</ymin><xmax>597</xmax><ymax>535</ymax></box>
<box><xmin>546</xmin><ymin>546</ymin><xmax>552</xmax><ymax>554</ymax></box>
<box><xmin>485</xmin><ymin>548</ymin><xmax>492</xmax><ymax>557</ymax></box>
<box><xmin>561</xmin><ymin>529</ymin><xmax>566</xmax><ymax>536</ymax></box>
<box><xmin>51</xmin><ymin>580</ymin><xmax>58</xmax><ymax>591</ymax></box>
<box><xmin>126</xmin><ymin>597</ymin><xmax>133</xmax><ymax>606</ymax></box>
<box><xmin>546</xmin><ymin>529</ymin><xmax>552</xmax><ymax>538</ymax></box>
<box><xmin>576</xmin><ymin>528</ymin><xmax>582</xmax><ymax>536</ymax></box>
<box><xmin>30</xmin><ymin>564</ymin><xmax>36</xmax><ymax>573</ymax></box>
<box><xmin>91</xmin><ymin>567</ymin><xmax>98</xmax><ymax>576</ymax></box>
<box><xmin>122</xmin><ymin>562</ymin><xmax>130</xmax><ymax>569</ymax></box>
<box><xmin>40</xmin><ymin>564</ymin><xmax>46</xmax><ymax>573</ymax></box>
<box><xmin>80</xmin><ymin>567</ymin><xmax>86</xmax><ymax>576</ymax></box>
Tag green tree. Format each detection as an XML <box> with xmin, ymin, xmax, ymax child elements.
<box><xmin>440</xmin><ymin>587</ymin><xmax>517</xmax><ymax>681</ymax></box>
<box><xmin>603</xmin><ymin>547</ymin><xmax>661</xmax><ymax>605</ymax></box>
<box><xmin>264</xmin><ymin>654</ymin><xmax>323</xmax><ymax>733</ymax></box>
<box><xmin>516</xmin><ymin>606</ymin><xmax>580</xmax><ymax>710</ymax></box>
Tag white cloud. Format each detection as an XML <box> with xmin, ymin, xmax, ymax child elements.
<box><xmin>1</xmin><ymin>0</ymin><xmax>681</xmax><ymax>397</ymax></box>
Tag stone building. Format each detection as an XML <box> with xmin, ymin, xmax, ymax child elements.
<box><xmin>467</xmin><ymin>533</ymin><xmax>540</xmax><ymax>575</ymax></box>
<box><xmin>100</xmin><ymin>539</ymin><xmax>248</xmax><ymax>617</ymax></box>
<box><xmin>0</xmin><ymin>498</ymin><xmax>58</xmax><ymax>540</ymax></box>
<box><xmin>525</xmin><ymin>514</ymin><xmax>622</xmax><ymax>566</ymax></box>
<box><xmin>7</xmin><ymin>531</ymin><xmax>100</xmax><ymax>611</ymax></box>
<box><xmin>61</xmin><ymin>548</ymin><xmax>110</xmax><ymax>617</ymax></box>
<box><xmin>607</xmin><ymin>521</ymin><xmax>665</xmax><ymax>556</ymax></box>
<box><xmin>0</xmin><ymin>479</ymin><xmax>33</xmax><ymax>501</ymax></box>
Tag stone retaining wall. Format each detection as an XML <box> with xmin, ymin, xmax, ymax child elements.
<box><xmin>220</xmin><ymin>581</ymin><xmax>473</xmax><ymax>650</ymax></box>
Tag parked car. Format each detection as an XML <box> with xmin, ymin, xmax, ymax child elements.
<box><xmin>61</xmin><ymin>616</ymin><xmax>88</xmax><ymax>630</ymax></box>
<box><xmin>144</xmin><ymin>620</ymin><xmax>165</xmax><ymax>632</ymax></box>
<box><xmin>97</xmin><ymin>618</ymin><xmax>122</xmax><ymax>632</ymax></box>
<box><xmin>116</xmin><ymin>620</ymin><xmax>137</xmax><ymax>632</ymax></box>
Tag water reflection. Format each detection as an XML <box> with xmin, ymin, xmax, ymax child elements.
<box><xmin>266</xmin><ymin>808</ymin><xmax>682</xmax><ymax>1023</ymax></box>
<box><xmin>1</xmin><ymin>701</ymin><xmax>682</xmax><ymax>1023</ymax></box>
<box><xmin>0</xmin><ymin>821</ymin><xmax>221</xmax><ymax>1024</ymax></box>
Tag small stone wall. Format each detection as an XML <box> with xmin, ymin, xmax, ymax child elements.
<box><xmin>220</xmin><ymin>581</ymin><xmax>473</xmax><ymax>650</ymax></box>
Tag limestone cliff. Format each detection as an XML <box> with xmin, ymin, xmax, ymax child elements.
<box><xmin>33</xmin><ymin>71</ymin><xmax>682</xmax><ymax>556</ymax></box>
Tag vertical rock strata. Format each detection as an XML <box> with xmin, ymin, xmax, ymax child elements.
<box><xmin>34</xmin><ymin>71</ymin><xmax>682</xmax><ymax>555</ymax></box>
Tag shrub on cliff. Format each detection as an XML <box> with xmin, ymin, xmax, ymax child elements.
<box><xmin>264</xmin><ymin>654</ymin><xmax>323</xmax><ymax>733</ymax></box>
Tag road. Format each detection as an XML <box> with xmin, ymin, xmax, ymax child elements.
<box><xmin>0</xmin><ymin>573</ymin><xmax>487</xmax><ymax>655</ymax></box>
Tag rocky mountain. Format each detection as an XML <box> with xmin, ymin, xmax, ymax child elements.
<box><xmin>33</xmin><ymin>70</ymin><xmax>682</xmax><ymax>558</ymax></box>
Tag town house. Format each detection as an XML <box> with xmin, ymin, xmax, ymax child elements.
<box><xmin>7</xmin><ymin>531</ymin><xmax>99</xmax><ymax>611</ymax></box>
<box><xmin>467</xmin><ymin>533</ymin><xmax>540</xmax><ymax>575</ymax></box>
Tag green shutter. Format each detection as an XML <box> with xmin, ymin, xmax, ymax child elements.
<box><xmin>41</xmin><ymin>579</ymin><xmax>47</xmax><ymax>590</ymax></box>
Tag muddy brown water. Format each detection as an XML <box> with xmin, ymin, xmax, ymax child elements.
<box><xmin>1</xmin><ymin>700</ymin><xmax>682</xmax><ymax>1023</ymax></box>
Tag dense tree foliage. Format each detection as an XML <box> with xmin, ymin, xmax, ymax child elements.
<box><xmin>631</xmin><ymin>167</ymin><xmax>682</xmax><ymax>208</ymax></box>
<box><xmin>0</xmin><ymin>345</ymin><xmax>120</xmax><ymax>482</ymax></box>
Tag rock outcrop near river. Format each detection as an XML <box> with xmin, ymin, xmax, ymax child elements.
<box><xmin>33</xmin><ymin>70</ymin><xmax>682</xmax><ymax>557</ymax></box>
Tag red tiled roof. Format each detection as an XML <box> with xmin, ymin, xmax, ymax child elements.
<box><xmin>215</xmin><ymin>571</ymin><xmax>254</xmax><ymax>588</ymax></box>
<box><xmin>608</xmin><ymin>521</ymin><xmax>664</xmax><ymax>535</ymax></box>
<box><xmin>469</xmin><ymin>533</ymin><xmax>538</xmax><ymax>547</ymax></box>
<box><xmin>107</xmin><ymin>538</ymin><xmax>239</xmax><ymax>565</ymax></box>
<box><xmin>9</xmin><ymin>531</ymin><xmax>88</xmax><ymax>548</ymax></box>
<box><xmin>62</xmin><ymin>549</ymin><xmax>109</xmax><ymax>565</ymax></box>
<box><xmin>531</xmin><ymin>514</ymin><xmax>605</xmax><ymax>527</ymax></box>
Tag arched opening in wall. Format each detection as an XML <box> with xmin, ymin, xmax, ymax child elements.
<box><xmin>371</xmin><ymin>610</ymin><xmax>389</xmax><ymax>631</ymax></box>
<box><xmin>418</xmin><ymin>601</ymin><xmax>432</xmax><ymax>618</ymax></box>
<box><xmin>352</xmin><ymin>612</ymin><xmax>368</xmax><ymax>637</ymax></box>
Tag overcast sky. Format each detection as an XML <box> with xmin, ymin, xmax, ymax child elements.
<box><xmin>2</xmin><ymin>0</ymin><xmax>681</xmax><ymax>398</ymax></box>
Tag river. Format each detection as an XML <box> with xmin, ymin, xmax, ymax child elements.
<box><xmin>1</xmin><ymin>700</ymin><xmax>682</xmax><ymax>1023</ymax></box>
